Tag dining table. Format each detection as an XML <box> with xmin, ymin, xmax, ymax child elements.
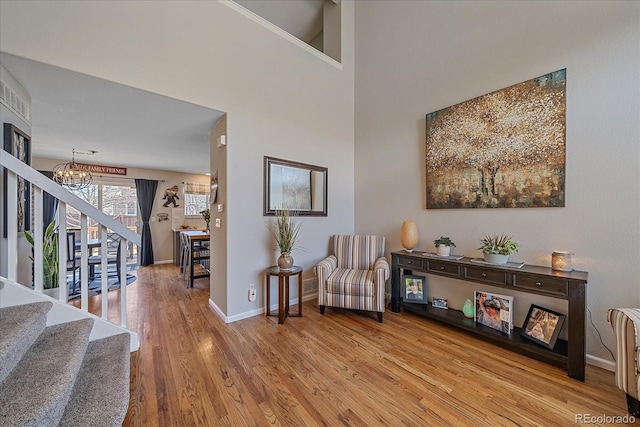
<box><xmin>181</xmin><ymin>230</ymin><xmax>211</xmax><ymax>287</ymax></box>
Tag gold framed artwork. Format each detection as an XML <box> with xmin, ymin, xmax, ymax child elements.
<box><xmin>425</xmin><ymin>69</ymin><xmax>566</xmax><ymax>209</ymax></box>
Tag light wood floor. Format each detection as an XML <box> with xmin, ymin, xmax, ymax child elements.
<box><xmin>78</xmin><ymin>264</ymin><xmax>637</xmax><ymax>426</ymax></box>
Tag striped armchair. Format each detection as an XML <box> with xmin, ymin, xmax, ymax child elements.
<box><xmin>314</xmin><ymin>235</ymin><xmax>389</xmax><ymax>323</ymax></box>
<box><xmin>608</xmin><ymin>308</ymin><xmax>640</xmax><ymax>416</ymax></box>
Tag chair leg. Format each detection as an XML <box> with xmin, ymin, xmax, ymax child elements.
<box><xmin>626</xmin><ymin>393</ymin><xmax>640</xmax><ymax>417</ymax></box>
<box><xmin>319</xmin><ymin>305</ymin><xmax>326</xmax><ymax>315</ymax></box>
<box><xmin>377</xmin><ymin>312</ymin><xmax>383</xmax><ymax>323</ymax></box>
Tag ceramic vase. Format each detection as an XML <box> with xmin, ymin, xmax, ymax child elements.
<box><xmin>400</xmin><ymin>221</ymin><xmax>419</xmax><ymax>252</ymax></box>
<box><xmin>277</xmin><ymin>252</ymin><xmax>294</xmax><ymax>271</ymax></box>
<box><xmin>437</xmin><ymin>245</ymin><xmax>451</xmax><ymax>257</ymax></box>
<box><xmin>483</xmin><ymin>253</ymin><xmax>509</xmax><ymax>265</ymax></box>
<box><xmin>462</xmin><ymin>299</ymin><xmax>474</xmax><ymax>318</ymax></box>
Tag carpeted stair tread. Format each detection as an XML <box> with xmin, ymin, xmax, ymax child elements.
<box><xmin>0</xmin><ymin>302</ymin><xmax>52</xmax><ymax>384</ymax></box>
<box><xmin>0</xmin><ymin>318</ymin><xmax>94</xmax><ymax>427</ymax></box>
<box><xmin>59</xmin><ymin>333</ymin><xmax>131</xmax><ymax>427</ymax></box>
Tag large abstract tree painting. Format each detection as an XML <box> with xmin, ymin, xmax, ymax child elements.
<box><xmin>425</xmin><ymin>69</ymin><xmax>566</xmax><ymax>209</ymax></box>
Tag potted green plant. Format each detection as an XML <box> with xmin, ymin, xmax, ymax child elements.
<box><xmin>478</xmin><ymin>233</ymin><xmax>519</xmax><ymax>265</ymax></box>
<box><xmin>268</xmin><ymin>209</ymin><xmax>302</xmax><ymax>271</ymax></box>
<box><xmin>200</xmin><ymin>208</ymin><xmax>211</xmax><ymax>232</ymax></box>
<box><xmin>24</xmin><ymin>221</ymin><xmax>59</xmax><ymax>294</ymax></box>
<box><xmin>433</xmin><ymin>236</ymin><xmax>456</xmax><ymax>257</ymax></box>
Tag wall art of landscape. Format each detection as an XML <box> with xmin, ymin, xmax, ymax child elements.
<box><xmin>425</xmin><ymin>69</ymin><xmax>566</xmax><ymax>209</ymax></box>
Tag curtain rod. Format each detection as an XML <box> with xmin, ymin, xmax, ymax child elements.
<box><xmin>93</xmin><ymin>175</ymin><xmax>166</xmax><ymax>183</ymax></box>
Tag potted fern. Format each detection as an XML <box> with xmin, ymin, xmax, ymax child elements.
<box><xmin>268</xmin><ymin>209</ymin><xmax>302</xmax><ymax>271</ymax></box>
<box><xmin>24</xmin><ymin>221</ymin><xmax>59</xmax><ymax>294</ymax></box>
<box><xmin>433</xmin><ymin>236</ymin><xmax>456</xmax><ymax>257</ymax></box>
<box><xmin>478</xmin><ymin>233</ymin><xmax>519</xmax><ymax>265</ymax></box>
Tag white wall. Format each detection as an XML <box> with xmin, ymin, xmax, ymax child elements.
<box><xmin>354</xmin><ymin>1</ymin><xmax>640</xmax><ymax>364</ymax></box>
<box><xmin>0</xmin><ymin>1</ymin><xmax>356</xmax><ymax>319</ymax></box>
<box><xmin>0</xmin><ymin>73</ymin><xmax>32</xmax><ymax>283</ymax></box>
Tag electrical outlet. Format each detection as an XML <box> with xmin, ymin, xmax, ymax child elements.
<box><xmin>248</xmin><ymin>284</ymin><xmax>257</xmax><ymax>302</ymax></box>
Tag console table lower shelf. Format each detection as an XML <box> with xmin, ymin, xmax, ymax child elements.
<box><xmin>391</xmin><ymin>251</ymin><xmax>587</xmax><ymax>381</ymax></box>
<box><xmin>400</xmin><ymin>303</ymin><xmax>568</xmax><ymax>369</ymax></box>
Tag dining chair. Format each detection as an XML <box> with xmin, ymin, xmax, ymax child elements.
<box><xmin>88</xmin><ymin>235</ymin><xmax>119</xmax><ymax>282</ymax></box>
<box><xmin>180</xmin><ymin>232</ymin><xmax>210</xmax><ymax>284</ymax></box>
<box><xmin>66</xmin><ymin>231</ymin><xmax>82</xmax><ymax>294</ymax></box>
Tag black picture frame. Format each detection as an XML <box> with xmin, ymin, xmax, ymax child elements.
<box><xmin>520</xmin><ymin>304</ymin><xmax>566</xmax><ymax>350</ymax></box>
<box><xmin>3</xmin><ymin>123</ymin><xmax>31</xmax><ymax>237</ymax></box>
<box><xmin>402</xmin><ymin>275</ymin><xmax>427</xmax><ymax>304</ymax></box>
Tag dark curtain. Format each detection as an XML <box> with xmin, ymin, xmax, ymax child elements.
<box><xmin>38</xmin><ymin>170</ymin><xmax>58</xmax><ymax>229</ymax></box>
<box><xmin>135</xmin><ymin>179</ymin><xmax>158</xmax><ymax>266</ymax></box>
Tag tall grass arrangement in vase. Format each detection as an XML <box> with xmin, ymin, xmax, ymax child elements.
<box><xmin>269</xmin><ymin>210</ymin><xmax>302</xmax><ymax>270</ymax></box>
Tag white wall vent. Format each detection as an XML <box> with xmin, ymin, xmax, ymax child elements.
<box><xmin>0</xmin><ymin>65</ymin><xmax>32</xmax><ymax>125</ymax></box>
<box><xmin>303</xmin><ymin>278</ymin><xmax>318</xmax><ymax>295</ymax></box>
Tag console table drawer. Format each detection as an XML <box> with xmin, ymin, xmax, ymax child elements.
<box><xmin>397</xmin><ymin>256</ymin><xmax>424</xmax><ymax>270</ymax></box>
<box><xmin>464</xmin><ymin>267</ymin><xmax>507</xmax><ymax>286</ymax></box>
<box><xmin>427</xmin><ymin>260</ymin><xmax>460</xmax><ymax>277</ymax></box>
<box><xmin>513</xmin><ymin>275</ymin><xmax>568</xmax><ymax>297</ymax></box>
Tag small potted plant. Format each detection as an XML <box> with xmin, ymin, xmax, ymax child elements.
<box><xmin>200</xmin><ymin>208</ymin><xmax>211</xmax><ymax>232</ymax></box>
<box><xmin>478</xmin><ymin>233</ymin><xmax>519</xmax><ymax>265</ymax></box>
<box><xmin>433</xmin><ymin>236</ymin><xmax>456</xmax><ymax>257</ymax></box>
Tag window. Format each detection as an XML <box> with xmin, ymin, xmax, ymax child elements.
<box><xmin>183</xmin><ymin>183</ymin><xmax>210</xmax><ymax>217</ymax></box>
<box><xmin>124</xmin><ymin>203</ymin><xmax>137</xmax><ymax>216</ymax></box>
<box><xmin>66</xmin><ymin>184</ymin><xmax>138</xmax><ymax>238</ymax></box>
<box><xmin>65</xmin><ymin>183</ymin><xmax>138</xmax><ymax>263</ymax></box>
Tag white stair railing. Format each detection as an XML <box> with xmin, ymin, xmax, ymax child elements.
<box><xmin>1</xmin><ymin>150</ymin><xmax>141</xmax><ymax>327</ymax></box>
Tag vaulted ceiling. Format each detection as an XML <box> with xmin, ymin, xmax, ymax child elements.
<box><xmin>0</xmin><ymin>1</ymin><xmax>324</xmax><ymax>175</ymax></box>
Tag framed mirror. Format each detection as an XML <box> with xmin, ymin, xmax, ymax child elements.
<box><xmin>264</xmin><ymin>156</ymin><xmax>327</xmax><ymax>216</ymax></box>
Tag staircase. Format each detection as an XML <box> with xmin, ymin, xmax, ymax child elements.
<box><xmin>1</xmin><ymin>149</ymin><xmax>140</xmax><ymax>424</ymax></box>
<box><xmin>0</xmin><ymin>284</ymin><xmax>130</xmax><ymax>426</ymax></box>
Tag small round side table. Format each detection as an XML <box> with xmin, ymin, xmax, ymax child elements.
<box><xmin>265</xmin><ymin>266</ymin><xmax>303</xmax><ymax>324</ymax></box>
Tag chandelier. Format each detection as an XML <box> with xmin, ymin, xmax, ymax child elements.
<box><xmin>52</xmin><ymin>148</ymin><xmax>96</xmax><ymax>190</ymax></box>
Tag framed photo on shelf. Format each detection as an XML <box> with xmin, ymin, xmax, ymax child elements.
<box><xmin>402</xmin><ymin>275</ymin><xmax>427</xmax><ymax>304</ymax></box>
<box><xmin>520</xmin><ymin>304</ymin><xmax>566</xmax><ymax>350</ymax></box>
<box><xmin>432</xmin><ymin>297</ymin><xmax>448</xmax><ymax>309</ymax></box>
<box><xmin>474</xmin><ymin>291</ymin><xmax>513</xmax><ymax>334</ymax></box>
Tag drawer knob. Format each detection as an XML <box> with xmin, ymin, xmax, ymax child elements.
<box><xmin>536</xmin><ymin>282</ymin><xmax>542</xmax><ymax>286</ymax></box>
<box><xmin>408</xmin><ymin>261</ymin><xmax>412</xmax><ymax>264</ymax></box>
<box><xmin>482</xmin><ymin>273</ymin><xmax>487</xmax><ymax>277</ymax></box>
<box><xmin>440</xmin><ymin>266</ymin><xmax>445</xmax><ymax>270</ymax></box>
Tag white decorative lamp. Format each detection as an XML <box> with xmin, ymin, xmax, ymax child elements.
<box><xmin>400</xmin><ymin>221</ymin><xmax>419</xmax><ymax>252</ymax></box>
<box><xmin>551</xmin><ymin>251</ymin><xmax>573</xmax><ymax>272</ymax></box>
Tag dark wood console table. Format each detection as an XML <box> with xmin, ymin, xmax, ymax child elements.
<box><xmin>391</xmin><ymin>251</ymin><xmax>588</xmax><ymax>381</ymax></box>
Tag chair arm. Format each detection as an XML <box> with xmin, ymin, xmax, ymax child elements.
<box><xmin>374</xmin><ymin>257</ymin><xmax>390</xmax><ymax>282</ymax></box>
<box><xmin>608</xmin><ymin>308</ymin><xmax>640</xmax><ymax>398</ymax></box>
<box><xmin>314</xmin><ymin>255</ymin><xmax>337</xmax><ymax>283</ymax></box>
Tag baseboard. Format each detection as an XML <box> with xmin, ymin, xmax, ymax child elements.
<box><xmin>154</xmin><ymin>260</ymin><xmax>174</xmax><ymax>265</ymax></box>
<box><xmin>587</xmin><ymin>354</ymin><xmax>615</xmax><ymax>372</ymax></box>
<box><xmin>210</xmin><ymin>292</ymin><xmax>319</xmax><ymax>324</ymax></box>
<box><xmin>208</xmin><ymin>299</ymin><xmax>228</xmax><ymax>323</ymax></box>
<box><xmin>302</xmin><ymin>292</ymin><xmax>318</xmax><ymax>302</ymax></box>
